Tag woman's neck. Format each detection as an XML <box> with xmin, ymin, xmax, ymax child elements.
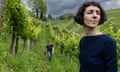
<box><xmin>84</xmin><ymin>27</ymin><xmax>102</xmax><ymax>36</ymax></box>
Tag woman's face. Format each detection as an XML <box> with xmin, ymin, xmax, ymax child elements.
<box><xmin>83</xmin><ymin>5</ymin><xmax>101</xmax><ymax>28</ymax></box>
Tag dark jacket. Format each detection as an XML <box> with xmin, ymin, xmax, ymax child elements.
<box><xmin>46</xmin><ymin>44</ymin><xmax>53</xmax><ymax>52</ymax></box>
<box><xmin>79</xmin><ymin>34</ymin><xmax>118</xmax><ymax>72</ymax></box>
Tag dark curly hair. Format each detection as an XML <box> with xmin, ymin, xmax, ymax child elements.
<box><xmin>74</xmin><ymin>1</ymin><xmax>107</xmax><ymax>25</ymax></box>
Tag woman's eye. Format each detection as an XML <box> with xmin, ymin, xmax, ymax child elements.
<box><xmin>86</xmin><ymin>10</ymin><xmax>100</xmax><ymax>15</ymax></box>
<box><xmin>96</xmin><ymin>11</ymin><xmax>100</xmax><ymax>15</ymax></box>
<box><xmin>87</xmin><ymin>12</ymin><xmax>92</xmax><ymax>14</ymax></box>
<box><xmin>87</xmin><ymin>10</ymin><xmax>93</xmax><ymax>14</ymax></box>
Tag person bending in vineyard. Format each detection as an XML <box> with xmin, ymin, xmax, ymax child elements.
<box><xmin>74</xmin><ymin>1</ymin><xmax>118</xmax><ymax>72</ymax></box>
<box><xmin>46</xmin><ymin>41</ymin><xmax>54</xmax><ymax>61</ymax></box>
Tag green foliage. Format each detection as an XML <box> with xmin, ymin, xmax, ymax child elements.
<box><xmin>46</xmin><ymin>22</ymin><xmax>80</xmax><ymax>59</ymax></box>
<box><xmin>27</xmin><ymin>0</ymin><xmax>47</xmax><ymax>19</ymax></box>
<box><xmin>3</xmin><ymin>0</ymin><xmax>41</xmax><ymax>41</ymax></box>
<box><xmin>4</xmin><ymin>0</ymin><xmax>31</xmax><ymax>37</ymax></box>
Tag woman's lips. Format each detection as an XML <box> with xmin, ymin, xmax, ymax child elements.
<box><xmin>90</xmin><ymin>20</ymin><xmax>98</xmax><ymax>24</ymax></box>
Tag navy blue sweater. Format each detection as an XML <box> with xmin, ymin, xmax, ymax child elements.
<box><xmin>79</xmin><ymin>34</ymin><xmax>118</xmax><ymax>72</ymax></box>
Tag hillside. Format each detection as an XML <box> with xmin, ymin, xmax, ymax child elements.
<box><xmin>0</xmin><ymin>8</ymin><xmax>120</xmax><ymax>72</ymax></box>
<box><xmin>49</xmin><ymin>8</ymin><xmax>120</xmax><ymax>33</ymax></box>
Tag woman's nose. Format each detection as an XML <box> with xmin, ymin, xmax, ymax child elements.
<box><xmin>92</xmin><ymin>12</ymin><xmax>97</xmax><ymax>19</ymax></box>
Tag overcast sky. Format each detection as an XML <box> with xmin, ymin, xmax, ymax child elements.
<box><xmin>23</xmin><ymin>0</ymin><xmax>120</xmax><ymax>18</ymax></box>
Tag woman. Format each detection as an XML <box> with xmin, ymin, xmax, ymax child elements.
<box><xmin>74</xmin><ymin>1</ymin><xmax>118</xmax><ymax>72</ymax></box>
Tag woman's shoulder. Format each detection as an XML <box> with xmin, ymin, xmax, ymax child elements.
<box><xmin>101</xmin><ymin>34</ymin><xmax>116</xmax><ymax>44</ymax></box>
<box><xmin>80</xmin><ymin>34</ymin><xmax>115</xmax><ymax>43</ymax></box>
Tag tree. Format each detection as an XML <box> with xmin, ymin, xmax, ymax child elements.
<box><xmin>27</xmin><ymin>0</ymin><xmax>47</xmax><ymax>20</ymax></box>
<box><xmin>4</xmin><ymin>0</ymin><xmax>32</xmax><ymax>55</ymax></box>
<box><xmin>0</xmin><ymin>0</ymin><xmax>6</xmax><ymax>31</ymax></box>
<box><xmin>48</xmin><ymin>14</ymin><xmax>53</xmax><ymax>19</ymax></box>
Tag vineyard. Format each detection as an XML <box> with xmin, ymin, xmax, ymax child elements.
<box><xmin>0</xmin><ymin>0</ymin><xmax>120</xmax><ymax>72</ymax></box>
